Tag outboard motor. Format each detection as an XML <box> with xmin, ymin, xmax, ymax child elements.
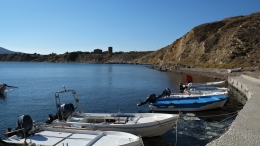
<box><xmin>158</xmin><ymin>88</ymin><xmax>171</xmax><ymax>98</ymax></box>
<box><xmin>6</xmin><ymin>115</ymin><xmax>33</xmax><ymax>138</ymax></box>
<box><xmin>137</xmin><ymin>94</ymin><xmax>157</xmax><ymax>106</ymax></box>
<box><xmin>46</xmin><ymin>103</ymin><xmax>75</xmax><ymax>124</ymax></box>
<box><xmin>179</xmin><ymin>83</ymin><xmax>187</xmax><ymax>93</ymax></box>
<box><xmin>137</xmin><ymin>88</ymin><xmax>172</xmax><ymax>106</ymax></box>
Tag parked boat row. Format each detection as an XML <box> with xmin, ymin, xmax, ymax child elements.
<box><xmin>1</xmin><ymin>86</ymin><xmax>179</xmax><ymax>145</ymax></box>
<box><xmin>1</xmin><ymin>80</ymin><xmax>228</xmax><ymax>145</ymax></box>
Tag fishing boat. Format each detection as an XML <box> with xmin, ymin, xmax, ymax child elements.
<box><xmin>1</xmin><ymin>115</ymin><xmax>144</xmax><ymax>146</ymax></box>
<box><xmin>45</xmin><ymin>87</ymin><xmax>179</xmax><ymax>137</ymax></box>
<box><xmin>188</xmin><ymin>86</ymin><xmax>229</xmax><ymax>94</ymax></box>
<box><xmin>192</xmin><ymin>80</ymin><xmax>226</xmax><ymax>86</ymax></box>
<box><xmin>137</xmin><ymin>88</ymin><xmax>229</xmax><ymax>112</ymax></box>
<box><xmin>178</xmin><ymin>81</ymin><xmax>227</xmax><ymax>94</ymax></box>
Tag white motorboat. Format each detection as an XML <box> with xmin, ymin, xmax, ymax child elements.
<box><xmin>178</xmin><ymin>81</ymin><xmax>228</xmax><ymax>94</ymax></box>
<box><xmin>192</xmin><ymin>80</ymin><xmax>226</xmax><ymax>86</ymax></box>
<box><xmin>2</xmin><ymin>115</ymin><xmax>144</xmax><ymax>146</ymax></box>
<box><xmin>45</xmin><ymin>87</ymin><xmax>179</xmax><ymax>137</ymax></box>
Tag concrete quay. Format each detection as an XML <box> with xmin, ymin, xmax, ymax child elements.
<box><xmin>207</xmin><ymin>74</ymin><xmax>260</xmax><ymax>146</ymax></box>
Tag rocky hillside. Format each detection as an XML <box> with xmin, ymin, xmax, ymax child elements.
<box><xmin>137</xmin><ymin>12</ymin><xmax>260</xmax><ymax>69</ymax></box>
<box><xmin>0</xmin><ymin>52</ymin><xmax>151</xmax><ymax>64</ymax></box>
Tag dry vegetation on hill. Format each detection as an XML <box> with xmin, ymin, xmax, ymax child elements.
<box><xmin>137</xmin><ymin>12</ymin><xmax>260</xmax><ymax>69</ymax></box>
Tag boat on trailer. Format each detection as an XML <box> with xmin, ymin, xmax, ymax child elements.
<box><xmin>1</xmin><ymin>115</ymin><xmax>144</xmax><ymax>146</ymax></box>
<box><xmin>137</xmin><ymin>88</ymin><xmax>229</xmax><ymax>112</ymax></box>
<box><xmin>45</xmin><ymin>87</ymin><xmax>179</xmax><ymax>137</ymax></box>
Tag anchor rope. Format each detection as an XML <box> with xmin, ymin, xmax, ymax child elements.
<box><xmin>214</xmin><ymin>112</ymin><xmax>238</xmax><ymax>124</ymax></box>
<box><xmin>175</xmin><ymin>110</ymin><xmax>181</xmax><ymax>146</ymax></box>
<box><xmin>155</xmin><ymin>112</ymin><xmax>180</xmax><ymax>146</ymax></box>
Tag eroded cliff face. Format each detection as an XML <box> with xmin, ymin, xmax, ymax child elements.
<box><xmin>138</xmin><ymin>12</ymin><xmax>260</xmax><ymax>68</ymax></box>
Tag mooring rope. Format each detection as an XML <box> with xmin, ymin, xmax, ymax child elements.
<box><xmin>175</xmin><ymin>110</ymin><xmax>181</xmax><ymax>146</ymax></box>
<box><xmin>214</xmin><ymin>112</ymin><xmax>238</xmax><ymax>124</ymax></box>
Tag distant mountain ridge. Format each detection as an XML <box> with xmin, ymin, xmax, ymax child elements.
<box><xmin>0</xmin><ymin>47</ymin><xmax>16</xmax><ymax>54</ymax></box>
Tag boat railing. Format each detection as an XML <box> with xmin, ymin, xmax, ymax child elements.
<box><xmin>55</xmin><ymin>86</ymin><xmax>85</xmax><ymax>121</ymax></box>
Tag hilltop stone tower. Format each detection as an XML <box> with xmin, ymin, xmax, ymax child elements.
<box><xmin>108</xmin><ymin>46</ymin><xmax>113</xmax><ymax>54</ymax></box>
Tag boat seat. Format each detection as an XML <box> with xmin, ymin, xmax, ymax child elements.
<box><xmin>113</xmin><ymin>117</ymin><xmax>130</xmax><ymax>124</ymax></box>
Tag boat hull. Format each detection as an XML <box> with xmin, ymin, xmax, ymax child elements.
<box><xmin>3</xmin><ymin>126</ymin><xmax>144</xmax><ymax>146</ymax></box>
<box><xmin>149</xmin><ymin>95</ymin><xmax>228</xmax><ymax>112</ymax></box>
<box><xmin>51</xmin><ymin>113</ymin><xmax>179</xmax><ymax>137</ymax></box>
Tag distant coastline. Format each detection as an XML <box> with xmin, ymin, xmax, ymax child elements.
<box><xmin>0</xmin><ymin>51</ymin><xmax>152</xmax><ymax>64</ymax></box>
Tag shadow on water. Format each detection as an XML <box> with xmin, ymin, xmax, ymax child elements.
<box><xmin>142</xmin><ymin>93</ymin><xmax>245</xmax><ymax>146</ymax></box>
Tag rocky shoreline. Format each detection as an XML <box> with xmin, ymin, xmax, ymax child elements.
<box><xmin>149</xmin><ymin>65</ymin><xmax>260</xmax><ymax>81</ymax></box>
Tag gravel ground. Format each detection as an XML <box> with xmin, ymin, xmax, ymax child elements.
<box><xmin>167</xmin><ymin>67</ymin><xmax>260</xmax><ymax>81</ymax></box>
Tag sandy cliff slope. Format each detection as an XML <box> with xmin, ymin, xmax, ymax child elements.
<box><xmin>138</xmin><ymin>12</ymin><xmax>260</xmax><ymax>68</ymax></box>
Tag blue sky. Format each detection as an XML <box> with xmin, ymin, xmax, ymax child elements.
<box><xmin>1</xmin><ymin>0</ymin><xmax>260</xmax><ymax>55</ymax></box>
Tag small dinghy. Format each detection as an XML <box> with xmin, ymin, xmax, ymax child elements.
<box><xmin>1</xmin><ymin>115</ymin><xmax>144</xmax><ymax>146</ymax></box>
<box><xmin>45</xmin><ymin>87</ymin><xmax>179</xmax><ymax>137</ymax></box>
<box><xmin>137</xmin><ymin>88</ymin><xmax>229</xmax><ymax>112</ymax></box>
<box><xmin>0</xmin><ymin>83</ymin><xmax>18</xmax><ymax>96</ymax></box>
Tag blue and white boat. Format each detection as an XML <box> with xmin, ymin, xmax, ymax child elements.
<box><xmin>137</xmin><ymin>88</ymin><xmax>229</xmax><ymax>112</ymax></box>
<box><xmin>149</xmin><ymin>94</ymin><xmax>228</xmax><ymax>112</ymax></box>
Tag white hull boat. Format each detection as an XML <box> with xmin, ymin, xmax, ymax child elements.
<box><xmin>188</xmin><ymin>86</ymin><xmax>229</xmax><ymax>95</ymax></box>
<box><xmin>50</xmin><ymin>112</ymin><xmax>178</xmax><ymax>137</ymax></box>
<box><xmin>179</xmin><ymin>81</ymin><xmax>228</xmax><ymax>94</ymax></box>
<box><xmin>192</xmin><ymin>80</ymin><xmax>226</xmax><ymax>86</ymax></box>
<box><xmin>2</xmin><ymin>115</ymin><xmax>144</xmax><ymax>146</ymax></box>
<box><xmin>45</xmin><ymin>87</ymin><xmax>179</xmax><ymax>137</ymax></box>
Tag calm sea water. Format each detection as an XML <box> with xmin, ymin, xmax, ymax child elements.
<box><xmin>0</xmin><ymin>62</ymin><xmax>219</xmax><ymax>142</ymax></box>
